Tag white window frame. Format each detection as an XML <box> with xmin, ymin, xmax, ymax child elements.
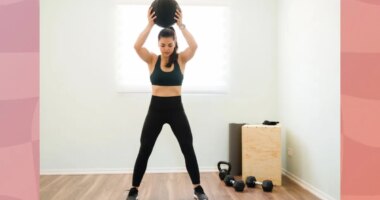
<box><xmin>114</xmin><ymin>0</ymin><xmax>231</xmax><ymax>94</ymax></box>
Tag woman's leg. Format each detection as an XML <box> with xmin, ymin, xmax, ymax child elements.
<box><xmin>132</xmin><ymin>110</ymin><xmax>163</xmax><ymax>187</ymax></box>
<box><xmin>169</xmin><ymin>109</ymin><xmax>200</xmax><ymax>185</ymax></box>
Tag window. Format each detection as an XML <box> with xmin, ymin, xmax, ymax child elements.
<box><xmin>115</xmin><ymin>3</ymin><xmax>230</xmax><ymax>93</ymax></box>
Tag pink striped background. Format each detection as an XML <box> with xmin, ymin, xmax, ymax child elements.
<box><xmin>341</xmin><ymin>0</ymin><xmax>380</xmax><ymax>199</ymax></box>
<box><xmin>0</xmin><ymin>0</ymin><xmax>39</xmax><ymax>199</ymax></box>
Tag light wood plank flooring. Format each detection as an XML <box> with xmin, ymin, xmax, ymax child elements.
<box><xmin>40</xmin><ymin>172</ymin><xmax>321</xmax><ymax>200</ymax></box>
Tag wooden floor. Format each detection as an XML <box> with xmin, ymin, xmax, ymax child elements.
<box><xmin>40</xmin><ymin>172</ymin><xmax>321</xmax><ymax>200</ymax></box>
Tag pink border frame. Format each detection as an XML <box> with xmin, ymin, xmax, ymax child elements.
<box><xmin>0</xmin><ymin>0</ymin><xmax>39</xmax><ymax>199</ymax></box>
<box><xmin>341</xmin><ymin>0</ymin><xmax>380</xmax><ymax>199</ymax></box>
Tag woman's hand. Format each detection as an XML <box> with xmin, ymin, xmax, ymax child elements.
<box><xmin>175</xmin><ymin>8</ymin><xmax>197</xmax><ymax>63</ymax></box>
<box><xmin>174</xmin><ymin>9</ymin><xmax>183</xmax><ymax>28</ymax></box>
<box><xmin>148</xmin><ymin>7</ymin><xmax>156</xmax><ymax>26</ymax></box>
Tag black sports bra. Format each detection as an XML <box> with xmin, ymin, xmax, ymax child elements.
<box><xmin>150</xmin><ymin>55</ymin><xmax>183</xmax><ymax>86</ymax></box>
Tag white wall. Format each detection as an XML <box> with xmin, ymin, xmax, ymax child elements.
<box><xmin>278</xmin><ymin>0</ymin><xmax>340</xmax><ymax>199</ymax></box>
<box><xmin>40</xmin><ymin>0</ymin><xmax>278</xmax><ymax>173</ymax></box>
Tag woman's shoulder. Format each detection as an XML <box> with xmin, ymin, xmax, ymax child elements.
<box><xmin>177</xmin><ymin>53</ymin><xmax>185</xmax><ymax>64</ymax></box>
<box><xmin>149</xmin><ymin>53</ymin><xmax>159</xmax><ymax>64</ymax></box>
<box><xmin>151</xmin><ymin>53</ymin><xmax>158</xmax><ymax>59</ymax></box>
<box><xmin>148</xmin><ymin>54</ymin><xmax>161</xmax><ymax>70</ymax></box>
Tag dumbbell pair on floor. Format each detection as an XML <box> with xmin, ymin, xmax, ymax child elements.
<box><xmin>223</xmin><ymin>175</ymin><xmax>273</xmax><ymax>192</ymax></box>
<box><xmin>218</xmin><ymin>161</ymin><xmax>274</xmax><ymax>192</ymax></box>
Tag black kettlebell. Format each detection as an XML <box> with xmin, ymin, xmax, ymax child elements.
<box><xmin>217</xmin><ymin>161</ymin><xmax>231</xmax><ymax>180</ymax></box>
<box><xmin>150</xmin><ymin>0</ymin><xmax>181</xmax><ymax>28</ymax></box>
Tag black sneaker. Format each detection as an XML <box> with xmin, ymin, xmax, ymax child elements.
<box><xmin>126</xmin><ymin>187</ymin><xmax>138</xmax><ymax>200</ymax></box>
<box><xmin>193</xmin><ymin>185</ymin><xmax>208</xmax><ymax>200</ymax></box>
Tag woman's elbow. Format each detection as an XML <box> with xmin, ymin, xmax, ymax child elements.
<box><xmin>192</xmin><ymin>44</ymin><xmax>198</xmax><ymax>51</ymax></box>
<box><xmin>134</xmin><ymin>45</ymin><xmax>140</xmax><ymax>51</ymax></box>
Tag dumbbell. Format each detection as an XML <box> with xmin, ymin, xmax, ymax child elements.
<box><xmin>246</xmin><ymin>176</ymin><xmax>274</xmax><ymax>192</ymax></box>
<box><xmin>217</xmin><ymin>161</ymin><xmax>231</xmax><ymax>180</ymax></box>
<box><xmin>223</xmin><ymin>175</ymin><xmax>245</xmax><ymax>192</ymax></box>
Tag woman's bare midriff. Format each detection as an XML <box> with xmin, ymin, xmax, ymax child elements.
<box><xmin>152</xmin><ymin>85</ymin><xmax>182</xmax><ymax>97</ymax></box>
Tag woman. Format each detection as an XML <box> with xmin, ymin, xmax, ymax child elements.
<box><xmin>126</xmin><ymin>7</ymin><xmax>209</xmax><ymax>200</ymax></box>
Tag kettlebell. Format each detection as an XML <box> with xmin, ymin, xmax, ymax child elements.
<box><xmin>217</xmin><ymin>161</ymin><xmax>231</xmax><ymax>180</ymax></box>
<box><xmin>150</xmin><ymin>0</ymin><xmax>181</xmax><ymax>28</ymax></box>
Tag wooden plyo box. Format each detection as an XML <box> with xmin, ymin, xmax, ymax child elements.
<box><xmin>242</xmin><ymin>124</ymin><xmax>282</xmax><ymax>185</ymax></box>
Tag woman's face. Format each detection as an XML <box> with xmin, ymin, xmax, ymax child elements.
<box><xmin>158</xmin><ymin>37</ymin><xmax>176</xmax><ymax>57</ymax></box>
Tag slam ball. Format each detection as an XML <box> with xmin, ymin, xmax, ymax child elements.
<box><xmin>150</xmin><ymin>0</ymin><xmax>181</xmax><ymax>28</ymax></box>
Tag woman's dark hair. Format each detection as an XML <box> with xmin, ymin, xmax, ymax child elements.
<box><xmin>158</xmin><ymin>27</ymin><xmax>178</xmax><ymax>68</ymax></box>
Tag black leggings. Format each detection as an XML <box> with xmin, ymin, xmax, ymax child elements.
<box><xmin>132</xmin><ymin>96</ymin><xmax>200</xmax><ymax>187</ymax></box>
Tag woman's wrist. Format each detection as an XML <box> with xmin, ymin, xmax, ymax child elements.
<box><xmin>178</xmin><ymin>23</ymin><xmax>186</xmax><ymax>30</ymax></box>
<box><xmin>146</xmin><ymin>23</ymin><xmax>154</xmax><ymax>31</ymax></box>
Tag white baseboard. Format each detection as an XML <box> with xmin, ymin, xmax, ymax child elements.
<box><xmin>40</xmin><ymin>167</ymin><xmax>218</xmax><ymax>175</ymax></box>
<box><xmin>282</xmin><ymin>169</ymin><xmax>336</xmax><ymax>200</ymax></box>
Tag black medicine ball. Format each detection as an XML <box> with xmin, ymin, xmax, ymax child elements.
<box><xmin>150</xmin><ymin>0</ymin><xmax>181</xmax><ymax>28</ymax></box>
